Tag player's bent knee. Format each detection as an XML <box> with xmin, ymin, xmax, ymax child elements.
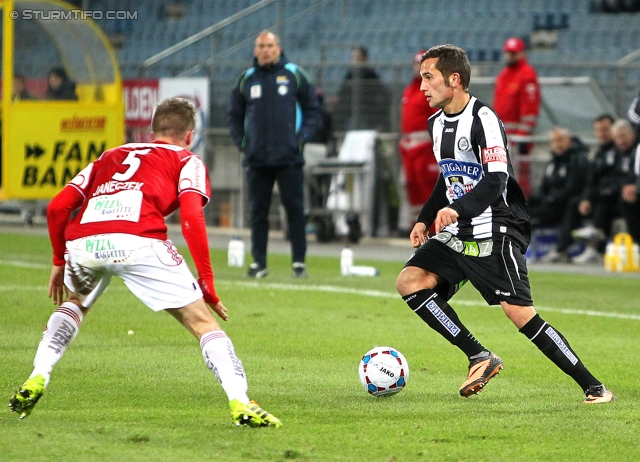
<box><xmin>501</xmin><ymin>302</ymin><xmax>536</xmax><ymax>329</ymax></box>
<box><xmin>66</xmin><ymin>296</ymin><xmax>90</xmax><ymax>315</ymax></box>
<box><xmin>396</xmin><ymin>267</ymin><xmax>426</xmax><ymax>296</ymax></box>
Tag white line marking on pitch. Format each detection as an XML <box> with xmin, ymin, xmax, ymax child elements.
<box><xmin>223</xmin><ymin>280</ymin><xmax>640</xmax><ymax>322</ymax></box>
<box><xmin>0</xmin><ymin>259</ymin><xmax>49</xmax><ymax>269</ymax></box>
<box><xmin>1</xmin><ymin>259</ymin><xmax>638</xmax><ymax>321</ymax></box>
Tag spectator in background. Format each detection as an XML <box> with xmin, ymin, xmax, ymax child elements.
<box><xmin>529</xmin><ymin>127</ymin><xmax>589</xmax><ymax>263</ymax></box>
<box><xmin>620</xmin><ymin>149</ymin><xmax>640</xmax><ymax>244</ymax></box>
<box><xmin>397</xmin><ymin>49</ymin><xmax>439</xmax><ymax>235</ymax></box>
<box><xmin>572</xmin><ymin>118</ymin><xmax>637</xmax><ymax>259</ymax></box>
<box><xmin>493</xmin><ymin>37</ymin><xmax>540</xmax><ymax>197</ymax></box>
<box><xmin>330</xmin><ymin>45</ymin><xmax>391</xmax><ymax>132</ymax></box>
<box><xmin>628</xmin><ymin>89</ymin><xmax>640</xmax><ymax>138</ymax></box>
<box><xmin>570</xmin><ymin>115</ymin><xmax>618</xmax><ymax>260</ymax></box>
<box><xmin>306</xmin><ymin>87</ymin><xmax>336</xmax><ymax>154</ymax></box>
<box><xmin>620</xmin><ymin>123</ymin><xmax>640</xmax><ymax>244</ymax></box>
<box><xmin>13</xmin><ymin>75</ymin><xmax>34</xmax><ymax>101</ymax></box>
<box><xmin>227</xmin><ymin>30</ymin><xmax>319</xmax><ymax>278</ymax></box>
<box><xmin>45</xmin><ymin>67</ymin><xmax>78</xmax><ymax>101</ymax></box>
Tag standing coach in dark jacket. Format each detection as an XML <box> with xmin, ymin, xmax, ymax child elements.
<box><xmin>227</xmin><ymin>30</ymin><xmax>320</xmax><ymax>278</ymax></box>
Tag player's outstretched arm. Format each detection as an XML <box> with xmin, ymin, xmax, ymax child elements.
<box><xmin>46</xmin><ymin>185</ymin><xmax>84</xmax><ymax>305</ymax></box>
<box><xmin>179</xmin><ymin>192</ymin><xmax>227</xmax><ymax>321</ymax></box>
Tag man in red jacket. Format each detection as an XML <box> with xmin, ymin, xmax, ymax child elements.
<box><xmin>398</xmin><ymin>50</ymin><xmax>440</xmax><ymax>234</ymax></box>
<box><xmin>493</xmin><ymin>37</ymin><xmax>541</xmax><ymax>197</ymax></box>
<box><xmin>9</xmin><ymin>98</ymin><xmax>281</xmax><ymax>428</ymax></box>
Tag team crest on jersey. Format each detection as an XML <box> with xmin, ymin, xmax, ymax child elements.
<box><xmin>278</xmin><ymin>85</ymin><xmax>288</xmax><ymax>95</ymax></box>
<box><xmin>457</xmin><ymin>136</ymin><xmax>469</xmax><ymax>151</ymax></box>
<box><xmin>449</xmin><ymin>177</ymin><xmax>470</xmax><ymax>199</ymax></box>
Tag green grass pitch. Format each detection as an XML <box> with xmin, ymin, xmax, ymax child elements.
<box><xmin>1</xmin><ymin>231</ymin><xmax>639</xmax><ymax>461</ymax></box>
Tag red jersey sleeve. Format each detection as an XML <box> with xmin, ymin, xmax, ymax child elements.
<box><xmin>46</xmin><ymin>185</ymin><xmax>85</xmax><ymax>265</ymax></box>
<box><xmin>180</xmin><ymin>191</ymin><xmax>219</xmax><ymax>304</ymax></box>
<box><xmin>178</xmin><ymin>155</ymin><xmax>210</xmax><ymax>205</ymax></box>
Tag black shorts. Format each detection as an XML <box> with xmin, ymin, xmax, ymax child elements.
<box><xmin>404</xmin><ymin>233</ymin><xmax>533</xmax><ymax>306</ymax></box>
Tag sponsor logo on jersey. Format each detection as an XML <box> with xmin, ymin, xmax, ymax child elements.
<box><xmin>482</xmin><ymin>146</ymin><xmax>507</xmax><ymax>164</ymax></box>
<box><xmin>445</xmin><ymin>127</ymin><xmax>454</xmax><ymax>133</ymax></box>
<box><xmin>439</xmin><ymin>159</ymin><xmax>482</xmax><ymax>180</ymax></box>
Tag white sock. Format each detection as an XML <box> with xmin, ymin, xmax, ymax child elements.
<box><xmin>31</xmin><ymin>302</ymin><xmax>84</xmax><ymax>387</ymax></box>
<box><xmin>200</xmin><ymin>330</ymin><xmax>249</xmax><ymax>403</ymax></box>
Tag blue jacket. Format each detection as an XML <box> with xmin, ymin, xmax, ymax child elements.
<box><xmin>227</xmin><ymin>53</ymin><xmax>320</xmax><ymax>167</ymax></box>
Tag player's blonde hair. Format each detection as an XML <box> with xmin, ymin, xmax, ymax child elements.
<box><xmin>151</xmin><ymin>97</ymin><xmax>196</xmax><ymax>139</ymax></box>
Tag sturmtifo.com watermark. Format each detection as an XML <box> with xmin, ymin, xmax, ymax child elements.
<box><xmin>11</xmin><ymin>9</ymin><xmax>138</xmax><ymax>20</ymax></box>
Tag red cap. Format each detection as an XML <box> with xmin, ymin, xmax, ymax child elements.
<box><xmin>414</xmin><ymin>49</ymin><xmax>429</xmax><ymax>63</ymax></box>
<box><xmin>503</xmin><ymin>37</ymin><xmax>525</xmax><ymax>53</ymax></box>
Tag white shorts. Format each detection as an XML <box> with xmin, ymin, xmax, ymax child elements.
<box><xmin>64</xmin><ymin>233</ymin><xmax>203</xmax><ymax>311</ymax></box>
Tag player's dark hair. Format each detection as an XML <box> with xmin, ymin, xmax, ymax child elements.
<box><xmin>151</xmin><ymin>97</ymin><xmax>196</xmax><ymax>139</ymax></box>
<box><xmin>594</xmin><ymin>113</ymin><xmax>614</xmax><ymax>124</ymax></box>
<box><xmin>421</xmin><ymin>44</ymin><xmax>471</xmax><ymax>90</ymax></box>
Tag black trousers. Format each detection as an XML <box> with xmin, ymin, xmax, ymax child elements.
<box><xmin>246</xmin><ymin>165</ymin><xmax>306</xmax><ymax>267</ymax></box>
<box><xmin>528</xmin><ymin>197</ymin><xmax>578</xmax><ymax>252</ymax></box>
<box><xmin>621</xmin><ymin>199</ymin><xmax>640</xmax><ymax>244</ymax></box>
<box><xmin>564</xmin><ymin>196</ymin><xmax>621</xmax><ymax>252</ymax></box>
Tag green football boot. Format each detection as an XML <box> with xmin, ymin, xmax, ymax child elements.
<box><xmin>9</xmin><ymin>374</ymin><xmax>46</xmax><ymax>419</ymax></box>
<box><xmin>229</xmin><ymin>399</ymin><xmax>282</xmax><ymax>428</ymax></box>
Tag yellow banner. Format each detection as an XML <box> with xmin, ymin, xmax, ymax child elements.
<box><xmin>2</xmin><ymin>102</ymin><xmax>124</xmax><ymax>199</ymax></box>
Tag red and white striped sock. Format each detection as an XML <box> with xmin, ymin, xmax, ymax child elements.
<box><xmin>200</xmin><ymin>330</ymin><xmax>249</xmax><ymax>403</ymax></box>
<box><xmin>31</xmin><ymin>302</ymin><xmax>84</xmax><ymax>387</ymax></box>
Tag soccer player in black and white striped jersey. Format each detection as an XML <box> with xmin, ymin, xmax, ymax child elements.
<box><xmin>395</xmin><ymin>44</ymin><xmax>614</xmax><ymax>404</ymax></box>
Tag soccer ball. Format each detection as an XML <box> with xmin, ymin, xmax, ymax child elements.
<box><xmin>358</xmin><ymin>346</ymin><xmax>409</xmax><ymax>397</ymax></box>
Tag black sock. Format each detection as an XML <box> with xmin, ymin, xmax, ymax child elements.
<box><xmin>519</xmin><ymin>314</ymin><xmax>600</xmax><ymax>391</ymax></box>
<box><xmin>402</xmin><ymin>289</ymin><xmax>485</xmax><ymax>357</ymax></box>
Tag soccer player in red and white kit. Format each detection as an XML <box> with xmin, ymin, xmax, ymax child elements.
<box><xmin>9</xmin><ymin>98</ymin><xmax>282</xmax><ymax>427</ymax></box>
